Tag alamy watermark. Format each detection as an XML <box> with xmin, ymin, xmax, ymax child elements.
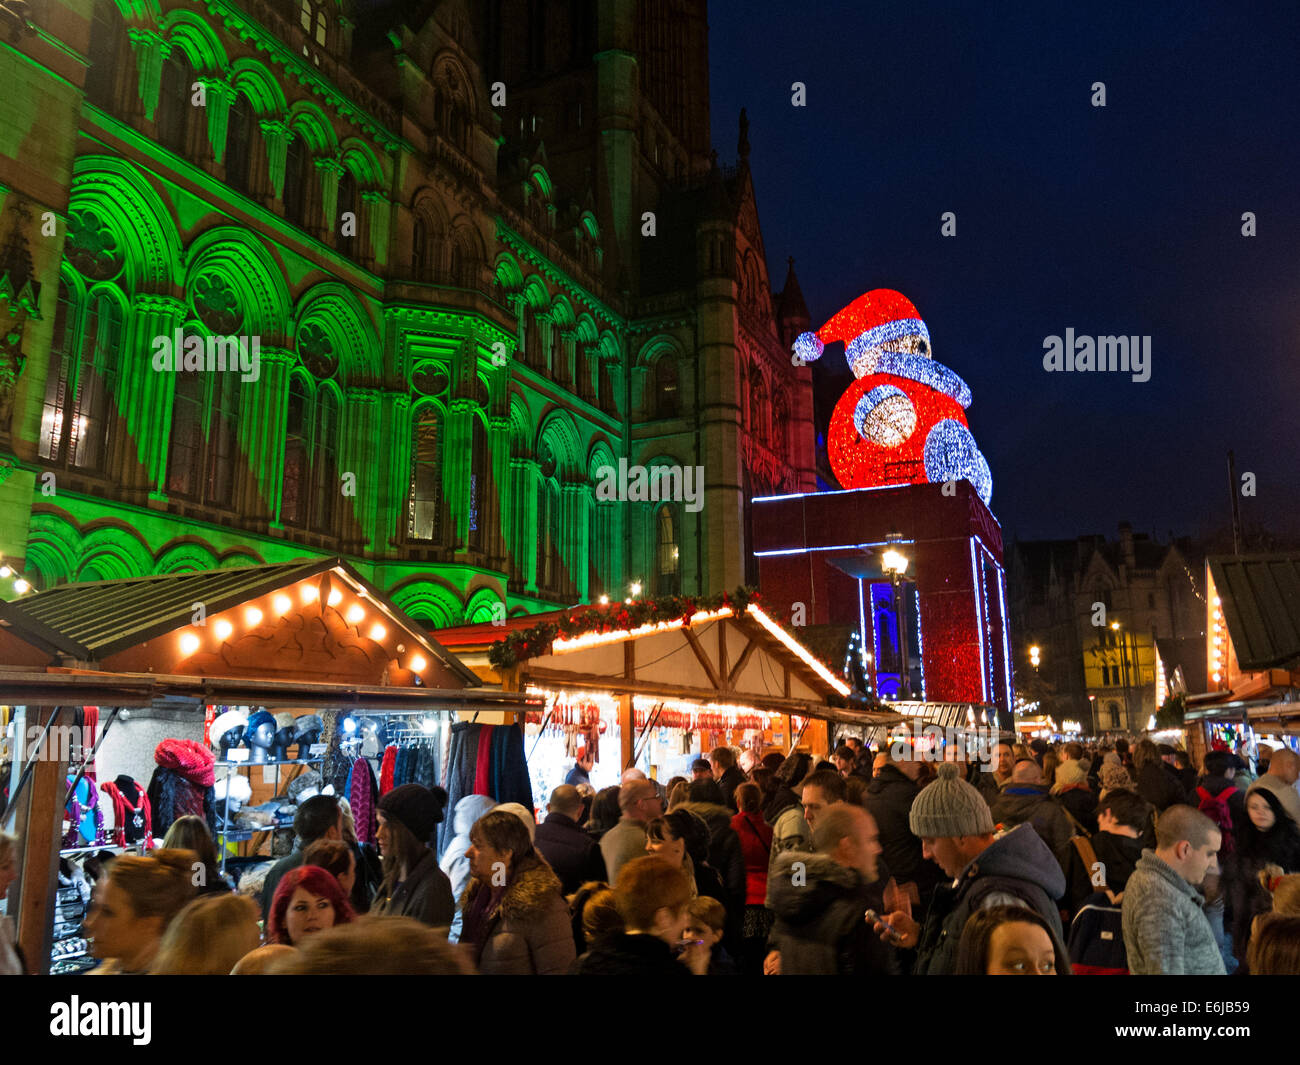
<box><xmin>151</xmin><ymin>329</ymin><xmax>261</xmax><ymax>383</ymax></box>
<box><xmin>594</xmin><ymin>459</ymin><xmax>703</xmax><ymax>513</ymax></box>
<box><xmin>889</xmin><ymin>724</ymin><xmax>1002</xmax><ymax>772</ymax></box>
<box><xmin>1042</xmin><ymin>329</ymin><xmax>1150</xmax><ymax>383</ymax></box>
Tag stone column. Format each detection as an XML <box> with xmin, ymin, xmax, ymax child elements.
<box><xmin>239</xmin><ymin>346</ymin><xmax>293</xmax><ymax>522</ymax></box>
<box><xmin>260</xmin><ymin>119</ymin><xmax>292</xmax><ymax>203</ymax></box>
<box><xmin>445</xmin><ymin>395</ymin><xmax>476</xmax><ymax>550</ymax></box>
<box><xmin>315</xmin><ymin>157</ymin><xmax>344</xmax><ymax>242</ymax></box>
<box><xmin>339</xmin><ymin>387</ymin><xmax>381</xmax><ymax>551</ymax></box>
<box><xmin>128</xmin><ymin>30</ymin><xmax>167</xmax><ymax>121</ymax></box>
<box><xmin>511</xmin><ymin>456</ymin><xmax>539</xmax><ymax>589</ymax></box>
<box><xmin>127</xmin><ymin>294</ymin><xmax>187</xmax><ymax>500</ymax></box>
<box><xmin>362</xmin><ymin>189</ymin><xmax>390</xmax><ymax>268</ymax></box>
<box><xmin>489</xmin><ymin>413</ymin><xmax>510</xmax><ymax>562</ymax></box>
<box><xmin>201</xmin><ymin>78</ymin><xmax>234</xmax><ymax>164</ymax></box>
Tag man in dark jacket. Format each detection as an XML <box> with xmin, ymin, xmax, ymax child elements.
<box><xmin>1064</xmin><ymin>787</ymin><xmax>1148</xmax><ymax>913</ymax></box>
<box><xmin>863</xmin><ymin>743</ymin><xmax>942</xmax><ymax>911</ymax></box>
<box><xmin>710</xmin><ymin>747</ymin><xmax>747</xmax><ymax>811</ymax></box>
<box><xmin>564</xmin><ymin>749</ymin><xmax>593</xmax><ymax>788</ymax></box>
<box><xmin>260</xmin><ymin>794</ymin><xmax>342</xmax><ymax>920</ymax></box>
<box><xmin>535</xmin><ymin>785</ymin><xmax>607</xmax><ymax>895</ymax></box>
<box><xmin>768</xmin><ymin>803</ymin><xmax>899</xmax><ymax>975</ymax></box>
<box><xmin>990</xmin><ymin>760</ymin><xmax>1077</xmax><ymax>875</ymax></box>
<box><xmin>874</xmin><ymin>763</ymin><xmax>1067</xmax><ymax>976</ymax></box>
<box><xmin>972</xmin><ymin>740</ymin><xmax>1015</xmax><ymax>805</ymax></box>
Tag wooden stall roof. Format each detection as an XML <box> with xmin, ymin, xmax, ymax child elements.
<box><xmin>1209</xmin><ymin>554</ymin><xmax>1300</xmax><ymax>672</ymax></box>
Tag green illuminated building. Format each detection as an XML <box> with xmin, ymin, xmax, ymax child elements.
<box><xmin>0</xmin><ymin>0</ymin><xmax>815</xmax><ymax>625</ymax></box>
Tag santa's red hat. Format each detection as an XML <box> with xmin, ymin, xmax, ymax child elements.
<box><xmin>793</xmin><ymin>288</ymin><xmax>930</xmax><ymax>367</ymax></box>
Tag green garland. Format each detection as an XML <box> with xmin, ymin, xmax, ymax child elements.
<box><xmin>488</xmin><ymin>586</ymin><xmax>760</xmax><ymax>670</ymax></box>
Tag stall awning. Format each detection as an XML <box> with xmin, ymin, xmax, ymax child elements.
<box><xmin>0</xmin><ymin>558</ymin><xmax>478</xmax><ymax>689</ymax></box>
<box><xmin>0</xmin><ymin>666</ymin><xmax>540</xmax><ymax>713</ymax></box>
<box><xmin>1209</xmin><ymin>554</ymin><xmax>1300</xmax><ymax>672</ymax></box>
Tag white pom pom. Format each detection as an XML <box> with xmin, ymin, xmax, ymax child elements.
<box><xmin>793</xmin><ymin>331</ymin><xmax>824</xmax><ymax>366</ymax></box>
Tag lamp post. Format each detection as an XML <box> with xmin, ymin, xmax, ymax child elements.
<box><xmin>882</xmin><ymin>537</ymin><xmax>911</xmax><ymax>699</ymax></box>
<box><xmin>1111</xmin><ymin>620</ymin><xmax>1133</xmax><ymax>731</ymax></box>
<box><xmin>1029</xmin><ymin>644</ymin><xmax>1041</xmax><ymax>671</ymax></box>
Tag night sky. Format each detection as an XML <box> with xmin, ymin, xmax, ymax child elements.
<box><xmin>707</xmin><ymin>1</ymin><xmax>1300</xmax><ymax>546</ymax></box>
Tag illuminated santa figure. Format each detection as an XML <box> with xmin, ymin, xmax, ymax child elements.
<box><xmin>794</xmin><ymin>288</ymin><xmax>992</xmax><ymax>504</ymax></box>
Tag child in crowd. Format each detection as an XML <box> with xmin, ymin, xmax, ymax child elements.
<box><xmin>684</xmin><ymin>896</ymin><xmax>737</xmax><ymax>975</ymax></box>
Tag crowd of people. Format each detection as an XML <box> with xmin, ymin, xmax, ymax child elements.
<box><xmin>3</xmin><ymin>734</ymin><xmax>1300</xmax><ymax>976</ymax></box>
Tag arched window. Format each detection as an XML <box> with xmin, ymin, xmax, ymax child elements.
<box><xmin>84</xmin><ymin>0</ymin><xmax>126</xmax><ymax>109</ymax></box>
<box><xmin>336</xmin><ymin>169</ymin><xmax>357</xmax><ymax>257</ymax></box>
<box><xmin>51</xmin><ymin>288</ymin><xmax>123</xmax><ymax>473</ymax></box>
<box><xmin>283</xmin><ymin>135</ymin><xmax>309</xmax><ymax>227</ymax></box>
<box><xmin>310</xmin><ymin>388</ymin><xmax>339</xmax><ymax>533</ymax></box>
<box><xmin>407</xmin><ymin>405</ymin><xmax>444</xmax><ymax>543</ymax></box>
<box><xmin>157</xmin><ymin>49</ymin><xmax>195</xmax><ymax>156</ymax></box>
<box><xmin>204</xmin><ymin>369</ymin><xmax>241</xmax><ymax>508</ymax></box>
<box><xmin>281</xmin><ymin>376</ymin><xmax>310</xmax><ymax>526</ymax></box>
<box><xmin>653</xmin><ymin>356</ymin><xmax>677</xmax><ymax>418</ymax></box>
<box><xmin>1108</xmin><ymin>701</ymin><xmax>1121</xmax><ymax>729</ymax></box>
<box><xmin>468</xmin><ymin>415</ymin><xmax>488</xmax><ymax>552</ymax></box>
<box><xmin>540</xmin><ymin>477</ymin><xmax>563</xmax><ymax>591</ymax></box>
<box><xmin>226</xmin><ymin>93</ymin><xmax>254</xmax><ymax>196</ymax></box>
<box><xmin>300</xmin><ymin>0</ymin><xmax>328</xmax><ymax>53</ymax></box>
<box><xmin>165</xmin><ymin>364</ymin><xmax>204</xmax><ymax>498</ymax></box>
<box><xmin>412</xmin><ymin>215</ymin><xmax>429</xmax><ymax>280</ymax></box>
<box><xmin>39</xmin><ymin>280</ymin><xmax>78</xmax><ymax>463</ymax></box>
<box><xmin>654</xmin><ymin>505</ymin><xmax>680</xmax><ymax>596</ymax></box>
<box><xmin>164</xmin><ymin>321</ymin><xmax>242</xmax><ymax>508</ymax></box>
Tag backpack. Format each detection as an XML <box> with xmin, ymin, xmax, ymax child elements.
<box><xmin>1065</xmin><ymin>836</ymin><xmax>1128</xmax><ymax>975</ymax></box>
<box><xmin>1195</xmin><ymin>785</ymin><xmax>1237</xmax><ymax>855</ymax></box>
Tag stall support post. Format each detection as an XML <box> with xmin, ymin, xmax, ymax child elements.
<box><xmin>13</xmin><ymin>706</ymin><xmax>70</xmax><ymax>975</ymax></box>
<box><xmin>619</xmin><ymin>693</ymin><xmax>634</xmax><ymax>771</ymax></box>
<box><xmin>783</xmin><ymin>714</ymin><xmax>793</xmax><ymax>753</ymax></box>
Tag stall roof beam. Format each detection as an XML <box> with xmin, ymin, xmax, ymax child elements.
<box><xmin>1209</xmin><ymin>554</ymin><xmax>1300</xmax><ymax>672</ymax></box>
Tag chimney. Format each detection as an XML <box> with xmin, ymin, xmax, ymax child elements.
<box><xmin>1119</xmin><ymin>522</ymin><xmax>1136</xmax><ymax>570</ymax></box>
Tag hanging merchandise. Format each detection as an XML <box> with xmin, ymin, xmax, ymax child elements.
<box><xmin>379</xmin><ymin>744</ymin><xmax>397</xmax><ymax>794</ymax></box>
<box><xmin>438</xmin><ymin>721</ymin><xmax>533</xmax><ymax>858</ymax></box>
<box><xmin>147</xmin><ymin>738</ymin><xmax>217</xmax><ymax>839</ymax></box>
<box><xmin>62</xmin><ymin>775</ymin><xmax>104</xmax><ymax>849</ymax></box>
<box><xmin>347</xmin><ymin>754</ymin><xmax>378</xmax><ymax>844</ymax></box>
<box><xmin>99</xmin><ymin>775</ymin><xmax>152</xmax><ymax>849</ymax></box>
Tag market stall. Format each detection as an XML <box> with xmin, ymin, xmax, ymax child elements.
<box><xmin>435</xmin><ymin>591</ymin><xmax>901</xmax><ymax>806</ymax></box>
<box><xmin>0</xmin><ymin>558</ymin><xmax>537</xmax><ymax>974</ymax></box>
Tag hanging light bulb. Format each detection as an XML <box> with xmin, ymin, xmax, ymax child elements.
<box><xmin>410</xmin><ymin>654</ymin><xmax>427</xmax><ymax>672</ymax></box>
<box><xmin>368</xmin><ymin>623</ymin><xmax>386</xmax><ymax>641</ymax></box>
<box><xmin>179</xmin><ymin>632</ymin><xmax>200</xmax><ymax>656</ymax></box>
<box><xmin>273</xmin><ymin>594</ymin><xmax>292</xmax><ymax>615</ymax></box>
<box><xmin>300</xmin><ymin>584</ymin><xmax>319</xmax><ymax>604</ymax></box>
<box><xmin>13</xmin><ymin>579</ymin><xmax>30</xmax><ymax>594</ymax></box>
<box><xmin>346</xmin><ymin>604</ymin><xmax>365</xmax><ymax>624</ymax></box>
<box><xmin>245</xmin><ymin>607</ymin><xmax>263</xmax><ymax>627</ymax></box>
<box><xmin>215</xmin><ymin>619</ymin><xmax>233</xmax><ymax>640</ymax></box>
<box><xmin>328</xmin><ymin>588</ymin><xmax>343</xmax><ymax>607</ymax></box>
<box><xmin>0</xmin><ymin>565</ymin><xmax>10</xmax><ymax>578</ymax></box>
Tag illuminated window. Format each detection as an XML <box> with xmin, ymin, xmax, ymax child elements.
<box><xmin>40</xmin><ymin>286</ymin><xmax>122</xmax><ymax>473</ymax></box>
<box><xmin>408</xmin><ymin>406</ymin><xmax>444</xmax><ymax>543</ymax></box>
<box><xmin>654</xmin><ymin>505</ymin><xmax>680</xmax><ymax>596</ymax></box>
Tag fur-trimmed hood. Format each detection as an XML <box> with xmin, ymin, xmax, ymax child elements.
<box><xmin>768</xmin><ymin>850</ymin><xmax>865</xmax><ymax>924</ymax></box>
<box><xmin>462</xmin><ymin>856</ymin><xmax>565</xmax><ymax>924</ymax></box>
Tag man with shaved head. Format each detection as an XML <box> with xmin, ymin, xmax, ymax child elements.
<box><xmin>601</xmin><ymin>778</ymin><xmax>663</xmax><ymax>884</ymax></box>
<box><xmin>1122</xmin><ymin>804</ymin><xmax>1226</xmax><ymax>974</ymax></box>
<box><xmin>535</xmin><ymin>784</ymin><xmax>607</xmax><ymax>895</ymax></box>
<box><xmin>1251</xmin><ymin>746</ymin><xmax>1300</xmax><ymax>827</ymax></box>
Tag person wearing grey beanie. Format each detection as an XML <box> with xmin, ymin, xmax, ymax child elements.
<box><xmin>871</xmin><ymin>763</ymin><xmax>1067</xmax><ymax>975</ymax></box>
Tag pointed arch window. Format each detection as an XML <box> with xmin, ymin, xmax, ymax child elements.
<box><xmin>157</xmin><ymin>48</ymin><xmax>195</xmax><ymax>156</ymax></box>
<box><xmin>310</xmin><ymin>388</ymin><xmax>339</xmax><ymax>533</ymax></box>
<box><xmin>39</xmin><ymin>284</ymin><xmax>122</xmax><ymax>473</ymax></box>
<box><xmin>653</xmin><ymin>355</ymin><xmax>677</xmax><ymax>418</ymax></box>
<box><xmin>226</xmin><ymin>93</ymin><xmax>254</xmax><ymax>196</ymax></box>
<box><xmin>408</xmin><ymin>405</ymin><xmax>445</xmax><ymax>544</ymax></box>
<box><xmin>412</xmin><ymin>215</ymin><xmax>429</xmax><ymax>280</ymax></box>
<box><xmin>654</xmin><ymin>504</ymin><xmax>680</xmax><ymax>596</ymax></box>
<box><xmin>283</xmin><ymin>134</ymin><xmax>309</xmax><ymax>227</ymax></box>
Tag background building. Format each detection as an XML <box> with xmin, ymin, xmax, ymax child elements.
<box><xmin>0</xmin><ymin>0</ymin><xmax>814</xmax><ymax>621</ymax></box>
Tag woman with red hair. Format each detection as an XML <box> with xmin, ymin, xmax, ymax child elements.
<box><xmin>267</xmin><ymin>865</ymin><xmax>355</xmax><ymax>947</ymax></box>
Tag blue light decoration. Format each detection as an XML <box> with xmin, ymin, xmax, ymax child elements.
<box><xmin>914</xmin><ymin>587</ymin><xmax>926</xmax><ymax>701</ymax></box>
<box><xmin>995</xmin><ymin>556</ymin><xmax>1013</xmax><ymax>716</ymax></box>
<box><xmin>844</xmin><ymin>342</ymin><xmax>972</xmax><ymax>408</ymax></box>
<box><xmin>923</xmin><ymin>420</ymin><xmax>993</xmax><ymax>506</ymax></box>
<box><xmin>842</xmin><ymin>316</ymin><xmax>932</xmax><ymax>376</ymax></box>
<box><xmin>793</xmin><ymin>331</ymin><xmax>825</xmax><ymax>365</ymax></box>
<box><xmin>870</xmin><ymin>581</ymin><xmax>900</xmax><ymax>699</ymax></box>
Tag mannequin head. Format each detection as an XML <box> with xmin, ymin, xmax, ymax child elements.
<box><xmin>271</xmin><ymin>726</ymin><xmax>297</xmax><ymax>761</ymax></box>
<box><xmin>245</xmin><ymin>711</ymin><xmax>277</xmax><ymax>763</ymax></box>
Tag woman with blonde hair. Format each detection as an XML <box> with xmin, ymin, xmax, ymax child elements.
<box><xmin>151</xmin><ymin>892</ymin><xmax>261</xmax><ymax>974</ymax></box>
<box><xmin>82</xmin><ymin>849</ymin><xmax>197</xmax><ymax>974</ymax></box>
<box><xmin>162</xmin><ymin>814</ymin><xmax>231</xmax><ymax>895</ymax></box>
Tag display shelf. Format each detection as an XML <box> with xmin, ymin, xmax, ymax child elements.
<box><xmin>58</xmin><ymin>842</ymin><xmax>142</xmax><ymax>858</ymax></box>
<box><xmin>215</xmin><ymin>757</ymin><xmax>323</xmax><ymax>767</ymax></box>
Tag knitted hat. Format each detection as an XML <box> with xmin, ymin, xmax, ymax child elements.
<box><xmin>495</xmin><ymin>802</ymin><xmax>536</xmax><ymax>842</ymax></box>
<box><xmin>908</xmin><ymin>762</ymin><xmax>994</xmax><ymax>838</ymax></box>
<box><xmin>377</xmin><ymin>783</ymin><xmax>448</xmax><ymax>844</ymax></box>
<box><xmin>274</xmin><ymin>712</ymin><xmax>297</xmax><ymax>731</ymax></box>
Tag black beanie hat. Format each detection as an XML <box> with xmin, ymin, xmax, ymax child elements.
<box><xmin>377</xmin><ymin>783</ymin><xmax>448</xmax><ymax>844</ymax></box>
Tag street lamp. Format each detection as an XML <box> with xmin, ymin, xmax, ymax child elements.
<box><xmin>881</xmin><ymin>535</ymin><xmax>911</xmax><ymax>699</ymax></box>
<box><xmin>1029</xmin><ymin>644</ymin><xmax>1041</xmax><ymax>670</ymax></box>
<box><xmin>1111</xmin><ymin>620</ymin><xmax>1133</xmax><ymax>730</ymax></box>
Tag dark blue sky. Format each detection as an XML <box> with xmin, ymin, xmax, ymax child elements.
<box><xmin>708</xmin><ymin>1</ymin><xmax>1300</xmax><ymax>545</ymax></box>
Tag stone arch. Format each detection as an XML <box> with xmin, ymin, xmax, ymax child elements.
<box><xmin>294</xmin><ymin>281</ymin><xmax>381</xmax><ymax>382</ymax></box>
<box><xmin>25</xmin><ymin>510</ymin><xmax>82</xmax><ymax>587</ymax></box>
<box><xmin>229</xmin><ymin>57</ymin><xmax>286</xmax><ymax>115</ymax></box>
<box><xmin>521</xmin><ymin>274</ymin><xmax>549</xmax><ymax>312</ymax></box>
<box><xmin>155</xmin><ymin>540</ymin><xmax>220</xmax><ymax>573</ymax></box>
<box><xmin>389</xmin><ymin>579</ymin><xmax>463</xmax><ymax>628</ymax></box>
<box><xmin>70</xmin><ymin>156</ymin><xmax>182</xmax><ymax>294</ymax></box>
<box><xmin>464</xmin><ymin>585</ymin><xmax>505</xmax><ymax>624</ymax></box>
<box><xmin>159</xmin><ymin>9</ymin><xmax>229</xmax><ymax>73</ymax></box>
<box><xmin>431</xmin><ymin>51</ymin><xmax>477</xmax><ymax>115</ymax></box>
<box><xmin>493</xmin><ymin>251</ymin><xmax>524</xmax><ymax>293</ymax></box>
<box><xmin>339</xmin><ymin>136</ymin><xmax>385</xmax><ymax>187</ymax></box>
<box><xmin>549</xmin><ymin>293</ymin><xmax>575</xmax><ymax>329</ymax></box>
<box><xmin>536</xmin><ymin>408</ymin><xmax>582</xmax><ymax>479</ymax></box>
<box><xmin>287</xmin><ymin>100</ymin><xmax>338</xmax><ymax>153</ymax></box>
<box><xmin>574</xmin><ymin>314</ymin><xmax>597</xmax><ymax>344</ymax></box>
<box><xmin>218</xmin><ymin>550</ymin><xmax>264</xmax><ymax>568</ymax></box>
<box><xmin>77</xmin><ymin>523</ymin><xmax>154</xmax><ymax>581</ymax></box>
<box><xmin>184</xmin><ymin>227</ymin><xmax>290</xmax><ymax>345</ymax></box>
<box><xmin>508</xmin><ymin>392</ymin><xmax>532</xmax><ymax>456</ymax></box>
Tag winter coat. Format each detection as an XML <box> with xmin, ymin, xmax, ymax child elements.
<box><xmin>461</xmin><ymin>858</ymin><xmax>577</xmax><ymax>975</ymax></box>
<box><xmin>989</xmin><ymin>783</ymin><xmax>1077</xmax><ymax>875</ymax></box>
<box><xmin>1121</xmin><ymin>849</ymin><xmax>1226</xmax><ymax>975</ymax></box>
<box><xmin>972</xmin><ymin>769</ymin><xmax>1007</xmax><ymax>807</ymax></box>
<box><xmin>765</xmin><ymin>804</ymin><xmax>811</xmax><ymax>905</ymax></box>
<box><xmin>534</xmin><ymin>811</ymin><xmax>607</xmax><ymax>896</ymax></box>
<box><xmin>147</xmin><ymin>739</ymin><xmax>217</xmax><ymax>839</ymax></box>
<box><xmin>731</xmin><ymin>810</ymin><xmax>773</xmax><ymax>905</ymax></box>
<box><xmin>1064</xmin><ymin>830</ymin><xmax>1144</xmax><ymax>914</ymax></box>
<box><xmin>863</xmin><ymin>764</ymin><xmax>942</xmax><ymax>907</ymax></box>
<box><xmin>716</xmin><ymin>766</ymin><xmax>747</xmax><ymax>811</ymax></box>
<box><xmin>768</xmin><ymin>850</ymin><xmax>899</xmax><ymax>975</ymax></box>
<box><xmin>440</xmin><ymin>794</ymin><xmax>497</xmax><ymax>904</ymax></box>
<box><xmin>1053</xmin><ymin>783</ymin><xmax>1099</xmax><ymax>835</ymax></box>
<box><xmin>574</xmin><ymin>932</ymin><xmax>692</xmax><ymax>976</ymax></box>
<box><xmin>564</xmin><ymin>764</ymin><xmax>591</xmax><ymax>788</ymax></box>
<box><xmin>914</xmin><ymin>823</ymin><xmax>1067</xmax><ymax>977</ymax></box>
<box><xmin>1227</xmin><ymin>801</ymin><xmax>1300</xmax><ymax>971</ymax></box>
<box><xmin>676</xmin><ymin>801</ymin><xmax>746</xmax><ymax>908</ymax></box>
<box><xmin>1135</xmin><ymin>761</ymin><xmax>1187</xmax><ymax>813</ymax></box>
<box><xmin>373</xmin><ymin>849</ymin><xmax>455</xmax><ymax>931</ymax></box>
